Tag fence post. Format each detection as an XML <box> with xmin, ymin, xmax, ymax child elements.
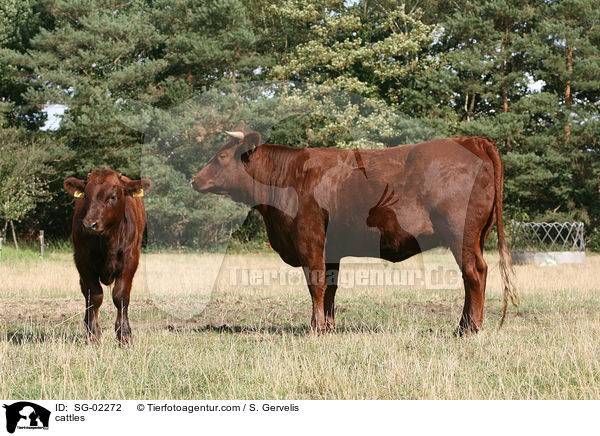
<box><xmin>9</xmin><ymin>220</ymin><xmax>18</xmax><ymax>251</ymax></box>
<box><xmin>0</xmin><ymin>237</ymin><xmax>2</xmax><ymax>263</ymax></box>
<box><xmin>39</xmin><ymin>230</ymin><xmax>44</xmax><ymax>259</ymax></box>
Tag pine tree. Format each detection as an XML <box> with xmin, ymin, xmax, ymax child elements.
<box><xmin>270</xmin><ymin>0</ymin><xmax>442</xmax><ymax>147</ymax></box>
<box><xmin>1</xmin><ymin>0</ymin><xmax>272</xmax><ymax>244</ymax></box>
<box><xmin>523</xmin><ymin>0</ymin><xmax>600</xmax><ymax>233</ymax></box>
<box><xmin>0</xmin><ymin>0</ymin><xmax>53</xmax><ymax>128</ymax></box>
<box><xmin>1</xmin><ymin>0</ymin><xmax>165</xmax><ymax>174</ymax></box>
<box><xmin>416</xmin><ymin>0</ymin><xmax>600</xmax><ymax>245</ymax></box>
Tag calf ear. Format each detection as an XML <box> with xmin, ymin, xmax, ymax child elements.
<box><xmin>124</xmin><ymin>178</ymin><xmax>152</xmax><ymax>197</ymax></box>
<box><xmin>235</xmin><ymin>132</ymin><xmax>262</xmax><ymax>161</ymax></box>
<box><xmin>64</xmin><ymin>178</ymin><xmax>86</xmax><ymax>198</ymax></box>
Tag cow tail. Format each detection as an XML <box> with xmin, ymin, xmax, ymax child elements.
<box><xmin>483</xmin><ymin>139</ymin><xmax>520</xmax><ymax>328</ymax></box>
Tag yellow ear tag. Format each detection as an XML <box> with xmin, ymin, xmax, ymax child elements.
<box><xmin>74</xmin><ymin>190</ymin><xmax>85</xmax><ymax>198</ymax></box>
<box><xmin>132</xmin><ymin>189</ymin><xmax>144</xmax><ymax>198</ymax></box>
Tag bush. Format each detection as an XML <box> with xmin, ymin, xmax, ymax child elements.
<box><xmin>586</xmin><ymin>229</ymin><xmax>600</xmax><ymax>252</ymax></box>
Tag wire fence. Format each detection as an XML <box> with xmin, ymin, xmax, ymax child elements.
<box><xmin>511</xmin><ymin>221</ymin><xmax>585</xmax><ymax>252</ymax></box>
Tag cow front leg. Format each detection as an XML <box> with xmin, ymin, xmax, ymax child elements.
<box><xmin>79</xmin><ymin>276</ymin><xmax>103</xmax><ymax>344</ymax></box>
<box><xmin>296</xmin><ymin>209</ymin><xmax>328</xmax><ymax>333</ymax></box>
<box><xmin>302</xmin><ymin>265</ymin><xmax>328</xmax><ymax>333</ymax></box>
<box><xmin>112</xmin><ymin>274</ymin><xmax>134</xmax><ymax>346</ymax></box>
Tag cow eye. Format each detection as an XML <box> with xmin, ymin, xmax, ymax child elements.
<box><xmin>218</xmin><ymin>153</ymin><xmax>227</xmax><ymax>160</ymax></box>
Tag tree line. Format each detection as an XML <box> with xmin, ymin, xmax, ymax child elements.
<box><xmin>0</xmin><ymin>0</ymin><xmax>598</xmax><ymax>250</ymax></box>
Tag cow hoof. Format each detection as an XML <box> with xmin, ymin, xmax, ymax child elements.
<box><xmin>84</xmin><ymin>325</ymin><xmax>102</xmax><ymax>345</ymax></box>
<box><xmin>85</xmin><ymin>334</ymin><xmax>101</xmax><ymax>346</ymax></box>
<box><xmin>324</xmin><ymin>319</ymin><xmax>335</xmax><ymax>333</ymax></box>
<box><xmin>117</xmin><ymin>335</ymin><xmax>133</xmax><ymax>348</ymax></box>
<box><xmin>310</xmin><ymin>324</ymin><xmax>334</xmax><ymax>335</ymax></box>
<box><xmin>309</xmin><ymin>326</ymin><xmax>324</xmax><ymax>335</ymax></box>
<box><xmin>453</xmin><ymin>324</ymin><xmax>479</xmax><ymax>337</ymax></box>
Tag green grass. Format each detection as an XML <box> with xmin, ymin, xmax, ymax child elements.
<box><xmin>0</xmin><ymin>245</ymin><xmax>42</xmax><ymax>262</ymax></box>
<box><xmin>1</xmin><ymin>250</ymin><xmax>600</xmax><ymax>399</ymax></box>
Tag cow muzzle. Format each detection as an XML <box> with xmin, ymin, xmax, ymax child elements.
<box><xmin>82</xmin><ymin>219</ymin><xmax>103</xmax><ymax>234</ymax></box>
<box><xmin>190</xmin><ymin>178</ymin><xmax>214</xmax><ymax>193</ymax></box>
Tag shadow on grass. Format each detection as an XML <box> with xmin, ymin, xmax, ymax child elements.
<box><xmin>3</xmin><ymin>330</ymin><xmax>83</xmax><ymax>345</ymax></box>
<box><xmin>165</xmin><ymin>322</ymin><xmax>455</xmax><ymax>337</ymax></box>
<box><xmin>168</xmin><ymin>323</ymin><xmax>312</xmax><ymax>336</ymax></box>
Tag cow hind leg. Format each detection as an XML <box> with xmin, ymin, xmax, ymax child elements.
<box><xmin>112</xmin><ymin>274</ymin><xmax>134</xmax><ymax>346</ymax></box>
<box><xmin>80</xmin><ymin>277</ymin><xmax>103</xmax><ymax>343</ymax></box>
<box><xmin>455</xmin><ymin>247</ymin><xmax>488</xmax><ymax>336</ymax></box>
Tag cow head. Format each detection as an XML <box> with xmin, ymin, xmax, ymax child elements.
<box><xmin>191</xmin><ymin>130</ymin><xmax>261</xmax><ymax>199</ymax></box>
<box><xmin>64</xmin><ymin>169</ymin><xmax>152</xmax><ymax>235</ymax></box>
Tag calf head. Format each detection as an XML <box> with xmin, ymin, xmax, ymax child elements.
<box><xmin>191</xmin><ymin>130</ymin><xmax>261</xmax><ymax>199</ymax></box>
<box><xmin>64</xmin><ymin>168</ymin><xmax>151</xmax><ymax>235</ymax></box>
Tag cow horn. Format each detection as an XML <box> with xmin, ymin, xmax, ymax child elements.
<box><xmin>225</xmin><ymin>131</ymin><xmax>245</xmax><ymax>140</ymax></box>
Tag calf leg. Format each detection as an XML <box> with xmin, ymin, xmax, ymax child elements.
<box><xmin>324</xmin><ymin>262</ymin><xmax>340</xmax><ymax>331</ymax></box>
<box><xmin>113</xmin><ymin>273</ymin><xmax>134</xmax><ymax>346</ymax></box>
<box><xmin>79</xmin><ymin>276</ymin><xmax>103</xmax><ymax>343</ymax></box>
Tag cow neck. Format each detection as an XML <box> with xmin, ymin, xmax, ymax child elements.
<box><xmin>242</xmin><ymin>145</ymin><xmax>297</xmax><ymax>203</ymax></box>
<box><xmin>100</xmin><ymin>202</ymin><xmax>129</xmax><ymax>251</ymax></box>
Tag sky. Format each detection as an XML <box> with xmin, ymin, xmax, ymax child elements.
<box><xmin>40</xmin><ymin>104</ymin><xmax>66</xmax><ymax>131</ymax></box>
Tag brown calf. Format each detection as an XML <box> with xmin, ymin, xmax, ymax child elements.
<box><xmin>192</xmin><ymin>131</ymin><xmax>518</xmax><ymax>334</ymax></box>
<box><xmin>64</xmin><ymin>169</ymin><xmax>151</xmax><ymax>345</ymax></box>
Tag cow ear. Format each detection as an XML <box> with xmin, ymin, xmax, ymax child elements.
<box><xmin>64</xmin><ymin>177</ymin><xmax>86</xmax><ymax>198</ymax></box>
<box><xmin>124</xmin><ymin>178</ymin><xmax>152</xmax><ymax>197</ymax></box>
<box><xmin>236</xmin><ymin>132</ymin><xmax>261</xmax><ymax>161</ymax></box>
<box><xmin>243</xmin><ymin>132</ymin><xmax>261</xmax><ymax>149</ymax></box>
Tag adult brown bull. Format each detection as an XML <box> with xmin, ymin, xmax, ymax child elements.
<box><xmin>191</xmin><ymin>131</ymin><xmax>518</xmax><ymax>334</ymax></box>
<box><xmin>64</xmin><ymin>168</ymin><xmax>151</xmax><ymax>345</ymax></box>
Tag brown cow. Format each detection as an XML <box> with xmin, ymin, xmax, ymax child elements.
<box><xmin>191</xmin><ymin>131</ymin><xmax>518</xmax><ymax>334</ymax></box>
<box><xmin>64</xmin><ymin>169</ymin><xmax>151</xmax><ymax>345</ymax></box>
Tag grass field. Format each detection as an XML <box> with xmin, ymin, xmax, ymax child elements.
<box><xmin>1</xmin><ymin>246</ymin><xmax>600</xmax><ymax>399</ymax></box>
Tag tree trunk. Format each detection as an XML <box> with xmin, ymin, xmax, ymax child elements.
<box><xmin>500</xmin><ymin>30</ymin><xmax>509</xmax><ymax>114</ymax></box>
<box><xmin>10</xmin><ymin>220</ymin><xmax>18</xmax><ymax>251</ymax></box>
<box><xmin>500</xmin><ymin>29</ymin><xmax>510</xmax><ymax>149</ymax></box>
<box><xmin>564</xmin><ymin>45</ymin><xmax>573</xmax><ymax>146</ymax></box>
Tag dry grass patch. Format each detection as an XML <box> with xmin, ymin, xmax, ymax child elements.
<box><xmin>1</xmin><ymin>249</ymin><xmax>599</xmax><ymax>399</ymax></box>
